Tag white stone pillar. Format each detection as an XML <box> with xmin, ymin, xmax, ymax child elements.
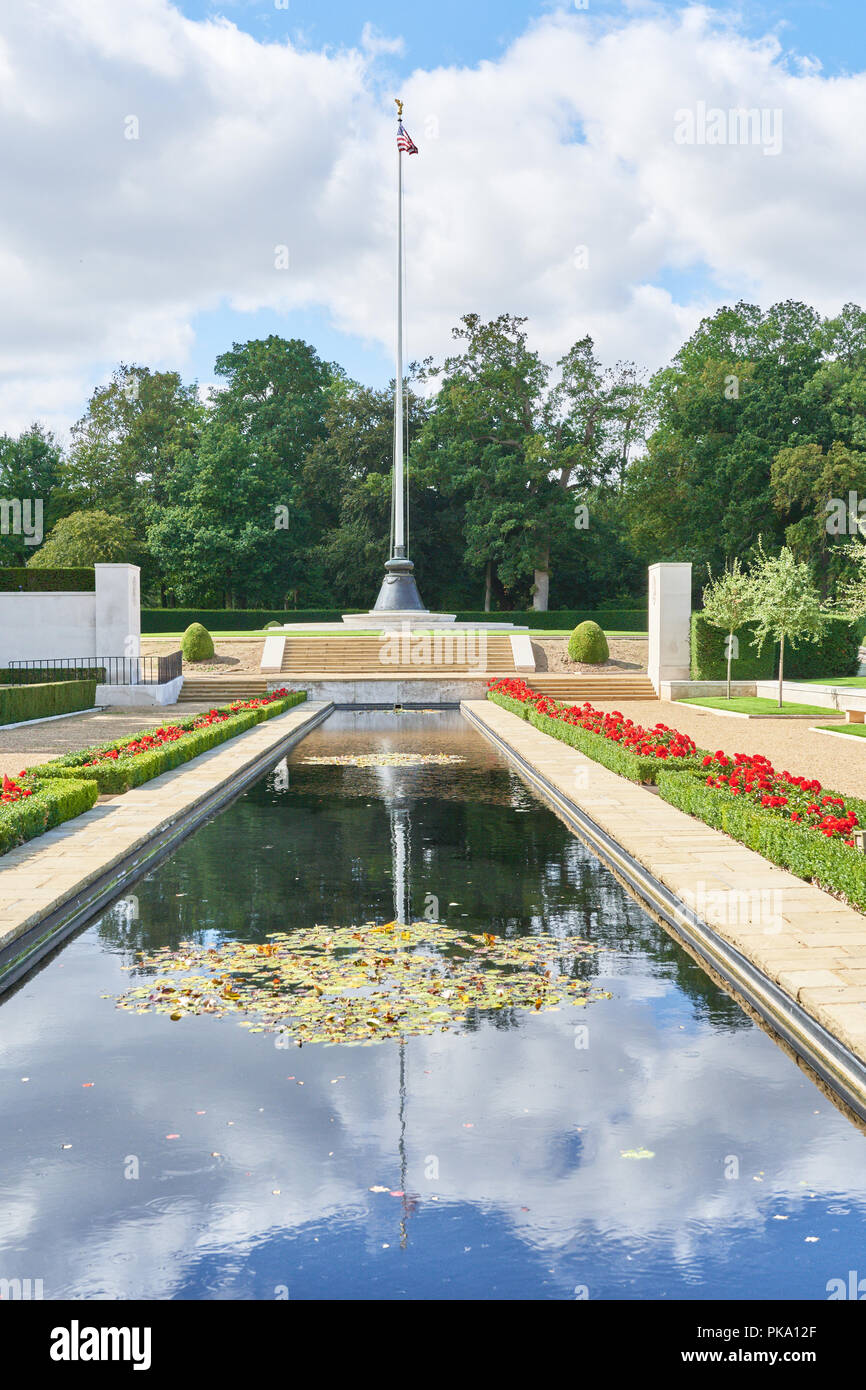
<box><xmin>648</xmin><ymin>562</ymin><xmax>692</xmax><ymax>691</ymax></box>
<box><xmin>94</xmin><ymin>563</ymin><xmax>140</xmax><ymax>660</ymax></box>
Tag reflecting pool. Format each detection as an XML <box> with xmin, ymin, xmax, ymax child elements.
<box><xmin>1</xmin><ymin>710</ymin><xmax>865</xmax><ymax>1300</ymax></box>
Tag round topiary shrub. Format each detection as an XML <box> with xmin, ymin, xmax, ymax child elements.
<box><xmin>182</xmin><ymin>622</ymin><xmax>215</xmax><ymax>662</ymax></box>
<box><xmin>567</xmin><ymin>620</ymin><xmax>609</xmax><ymax>664</ymax></box>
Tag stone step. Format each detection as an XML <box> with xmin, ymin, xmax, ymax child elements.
<box><xmin>524</xmin><ymin>676</ymin><xmax>657</xmax><ymax>701</ymax></box>
<box><xmin>177</xmin><ymin>678</ymin><xmax>273</xmax><ymax>702</ymax></box>
<box><xmin>281</xmin><ymin>633</ymin><xmax>517</xmax><ymax>675</ymax></box>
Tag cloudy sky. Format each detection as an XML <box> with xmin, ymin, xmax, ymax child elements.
<box><xmin>0</xmin><ymin>0</ymin><xmax>864</xmax><ymax>437</ymax></box>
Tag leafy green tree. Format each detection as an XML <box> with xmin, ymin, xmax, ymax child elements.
<box><xmin>770</xmin><ymin>439</ymin><xmax>866</xmax><ymax>596</ymax></box>
<box><xmin>413</xmin><ymin>314</ymin><xmax>552</xmax><ymax>609</ymax></box>
<box><xmin>27</xmin><ymin>509</ymin><xmax>137</xmax><ymax>567</ymax></box>
<box><xmin>750</xmin><ymin>542</ymin><xmax>826</xmax><ymax>707</ymax></box>
<box><xmin>62</xmin><ymin>365</ymin><xmax>205</xmax><ymax>601</ymax></box>
<box><xmin>413</xmin><ymin>315</ymin><xmax>637</xmax><ymax>611</ymax></box>
<box><xmin>148</xmin><ymin>338</ymin><xmax>337</xmax><ymax>606</ymax></box>
<box><xmin>300</xmin><ymin>377</ymin><xmax>468</xmax><ymax>609</ymax></box>
<box><xmin>830</xmin><ymin>539</ymin><xmax>866</xmax><ymax>620</ymax></box>
<box><xmin>700</xmin><ymin>558</ymin><xmax>756</xmax><ymax>698</ymax></box>
<box><xmin>0</xmin><ymin>424</ymin><xmax>65</xmax><ymax>565</ymax></box>
<box><xmin>64</xmin><ymin>365</ymin><xmax>204</xmax><ymax>515</ymax></box>
<box><xmin>625</xmin><ymin>299</ymin><xmax>826</xmax><ymax>581</ymax></box>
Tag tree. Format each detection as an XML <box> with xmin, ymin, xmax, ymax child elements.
<box><xmin>700</xmin><ymin>558</ymin><xmax>756</xmax><ymax>699</ymax></box>
<box><xmin>0</xmin><ymin>424</ymin><xmax>66</xmax><ymax>565</ymax></box>
<box><xmin>147</xmin><ymin>337</ymin><xmax>337</xmax><ymax>606</ymax></box>
<box><xmin>830</xmin><ymin>539</ymin><xmax>866</xmax><ymax>620</ymax></box>
<box><xmin>27</xmin><ymin>509</ymin><xmax>137</xmax><ymax>567</ymax></box>
<box><xmin>770</xmin><ymin>439</ymin><xmax>866</xmax><ymax>597</ymax></box>
<box><xmin>413</xmin><ymin>314</ymin><xmax>553</xmax><ymax>609</ymax></box>
<box><xmin>412</xmin><ymin>315</ymin><xmax>638</xmax><ymax>611</ymax></box>
<box><xmin>62</xmin><ymin>365</ymin><xmax>205</xmax><ymax>602</ymax></box>
<box><xmin>749</xmin><ymin>543</ymin><xmax>826</xmax><ymax>707</ymax></box>
<box><xmin>625</xmin><ymin>299</ymin><xmax>825</xmax><ymax>581</ymax></box>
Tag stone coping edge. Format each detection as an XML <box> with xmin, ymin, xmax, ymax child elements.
<box><xmin>0</xmin><ymin>701</ymin><xmax>334</xmax><ymax>996</ymax></box>
<box><xmin>461</xmin><ymin>701</ymin><xmax>866</xmax><ymax>1124</ymax></box>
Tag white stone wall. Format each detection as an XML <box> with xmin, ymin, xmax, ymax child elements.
<box><xmin>0</xmin><ymin>564</ymin><xmax>140</xmax><ymax>666</ymax></box>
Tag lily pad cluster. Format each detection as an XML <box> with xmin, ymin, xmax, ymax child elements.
<box><xmin>115</xmin><ymin>920</ymin><xmax>610</xmax><ymax>1045</ymax></box>
<box><xmin>301</xmin><ymin>753</ymin><xmax>466</xmax><ymax>767</ymax></box>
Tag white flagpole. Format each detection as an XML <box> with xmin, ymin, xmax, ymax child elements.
<box><xmin>393</xmin><ymin>100</ymin><xmax>405</xmax><ymax>559</ymax></box>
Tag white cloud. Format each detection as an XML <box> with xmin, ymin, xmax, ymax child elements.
<box><xmin>0</xmin><ymin>0</ymin><xmax>864</xmax><ymax>436</ymax></box>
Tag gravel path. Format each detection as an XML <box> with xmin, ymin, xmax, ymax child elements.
<box><xmin>532</xmin><ymin>637</ymin><xmax>647</xmax><ymax>673</ymax></box>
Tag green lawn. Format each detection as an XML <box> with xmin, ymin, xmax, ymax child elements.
<box><xmin>814</xmin><ymin>723</ymin><xmax>866</xmax><ymax>738</ymax></box>
<box><xmin>679</xmin><ymin>696</ymin><xmax>836</xmax><ymax>717</ymax></box>
<box><xmin>143</xmin><ymin>627</ymin><xmax>649</xmax><ymax>642</ymax></box>
<box><xmin>789</xmin><ymin>676</ymin><xmax>866</xmax><ymax>688</ymax></box>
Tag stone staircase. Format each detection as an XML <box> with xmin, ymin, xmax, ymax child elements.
<box><xmin>522</xmin><ymin>674</ymin><xmax>657</xmax><ymax>702</ymax></box>
<box><xmin>280</xmin><ymin>633</ymin><xmax>518</xmax><ymax>676</ymax></box>
<box><xmin>176</xmin><ymin>677</ymin><xmax>273</xmax><ymax>704</ymax></box>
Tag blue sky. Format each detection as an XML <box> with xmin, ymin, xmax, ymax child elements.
<box><xmin>3</xmin><ymin>0</ymin><xmax>866</xmax><ymax>434</ymax></box>
<box><xmin>175</xmin><ymin>0</ymin><xmax>866</xmax><ymax>76</ymax></box>
<box><xmin>170</xmin><ymin>0</ymin><xmax>866</xmax><ymax>396</ymax></box>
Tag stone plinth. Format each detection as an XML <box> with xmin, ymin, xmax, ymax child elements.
<box><xmin>648</xmin><ymin>562</ymin><xmax>692</xmax><ymax>691</ymax></box>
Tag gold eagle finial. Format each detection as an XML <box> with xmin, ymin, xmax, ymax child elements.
<box><xmin>395</xmin><ymin>97</ymin><xmax>404</xmax><ymax>119</ymax></box>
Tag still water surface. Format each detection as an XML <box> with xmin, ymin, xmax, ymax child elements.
<box><xmin>1</xmin><ymin>710</ymin><xmax>865</xmax><ymax>1300</ymax></box>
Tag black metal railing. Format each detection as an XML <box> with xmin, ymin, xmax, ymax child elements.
<box><xmin>7</xmin><ymin>652</ymin><xmax>183</xmax><ymax>686</ymax></box>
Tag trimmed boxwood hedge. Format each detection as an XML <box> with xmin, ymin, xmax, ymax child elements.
<box><xmin>142</xmin><ymin>609</ymin><xmax>367</xmax><ymax>631</ymax></box>
<box><xmin>29</xmin><ymin>691</ymin><xmax>307</xmax><ymax>793</ymax></box>
<box><xmin>690</xmin><ymin>612</ymin><xmax>861</xmax><ymax>681</ymax></box>
<box><xmin>0</xmin><ymin>679</ymin><xmax>97</xmax><ymax>726</ymax></box>
<box><xmin>141</xmin><ymin>606</ymin><xmax>649</xmax><ymax>633</ymax></box>
<box><xmin>0</xmin><ymin>567</ymin><xmax>95</xmax><ymax>592</ymax></box>
<box><xmin>487</xmin><ymin>690</ymin><xmax>705</xmax><ymax>784</ymax></box>
<box><xmin>458</xmin><ymin>608</ymin><xmax>646</xmax><ymax>630</ymax></box>
<box><xmin>0</xmin><ymin>666</ymin><xmax>105</xmax><ymax>684</ymax></box>
<box><xmin>657</xmin><ymin>766</ymin><xmax>866</xmax><ymax>912</ymax></box>
<box><xmin>0</xmin><ymin>777</ymin><xmax>99</xmax><ymax>857</ymax></box>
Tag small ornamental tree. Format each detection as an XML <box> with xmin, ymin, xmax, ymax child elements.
<box><xmin>700</xmin><ymin>558</ymin><xmax>756</xmax><ymax>699</ymax></box>
<box><xmin>750</xmin><ymin>543</ymin><xmax>826</xmax><ymax>707</ymax></box>
<box><xmin>832</xmin><ymin>539</ymin><xmax>866</xmax><ymax>620</ymax></box>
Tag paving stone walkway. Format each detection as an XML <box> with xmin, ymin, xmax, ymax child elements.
<box><xmin>464</xmin><ymin>699</ymin><xmax>866</xmax><ymax>1068</ymax></box>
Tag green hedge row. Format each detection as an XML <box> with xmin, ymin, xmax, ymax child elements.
<box><xmin>0</xmin><ymin>568</ymin><xmax>95</xmax><ymax>592</ymax></box>
<box><xmin>657</xmin><ymin>767</ymin><xmax>866</xmax><ymax>912</ymax></box>
<box><xmin>487</xmin><ymin>691</ymin><xmax>705</xmax><ymax>784</ymax></box>
<box><xmin>0</xmin><ymin>777</ymin><xmax>99</xmax><ymax>857</ymax></box>
<box><xmin>0</xmin><ymin>679</ymin><xmax>97</xmax><ymax>727</ymax></box>
<box><xmin>141</xmin><ymin>607</ymin><xmax>648</xmax><ymax>633</ymax></box>
<box><xmin>690</xmin><ymin>613</ymin><xmax>861</xmax><ymax>681</ymax></box>
<box><xmin>142</xmin><ymin>609</ymin><xmax>366</xmax><ymax>631</ymax></box>
<box><xmin>456</xmin><ymin>608</ymin><xmax>647</xmax><ymax>630</ymax></box>
<box><xmin>0</xmin><ymin>667</ymin><xmax>105</xmax><ymax>685</ymax></box>
<box><xmin>30</xmin><ymin>691</ymin><xmax>307</xmax><ymax>793</ymax></box>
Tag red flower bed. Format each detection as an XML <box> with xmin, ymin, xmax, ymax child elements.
<box><xmin>80</xmin><ymin>690</ymin><xmax>295</xmax><ymax>767</ymax></box>
<box><xmin>487</xmin><ymin>677</ymin><xmax>697</xmax><ymax>762</ymax></box>
<box><xmin>1</xmin><ymin>773</ymin><xmax>33</xmax><ymax>803</ymax></box>
<box><xmin>701</xmin><ymin>751</ymin><xmax>859</xmax><ymax>845</ymax></box>
<box><xmin>83</xmin><ymin>709</ymin><xmax>232</xmax><ymax>766</ymax></box>
<box><xmin>227</xmin><ymin>688</ymin><xmax>291</xmax><ymax>712</ymax></box>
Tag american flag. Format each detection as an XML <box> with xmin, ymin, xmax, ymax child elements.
<box><xmin>397</xmin><ymin>122</ymin><xmax>418</xmax><ymax>154</ymax></box>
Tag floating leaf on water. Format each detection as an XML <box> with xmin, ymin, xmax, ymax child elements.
<box><xmin>301</xmin><ymin>754</ymin><xmax>466</xmax><ymax>767</ymax></box>
<box><xmin>112</xmin><ymin>919</ymin><xmax>609</xmax><ymax>1047</ymax></box>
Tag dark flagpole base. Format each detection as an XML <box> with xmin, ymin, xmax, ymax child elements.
<box><xmin>373</xmin><ymin>555</ymin><xmax>427</xmax><ymax>612</ymax></box>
